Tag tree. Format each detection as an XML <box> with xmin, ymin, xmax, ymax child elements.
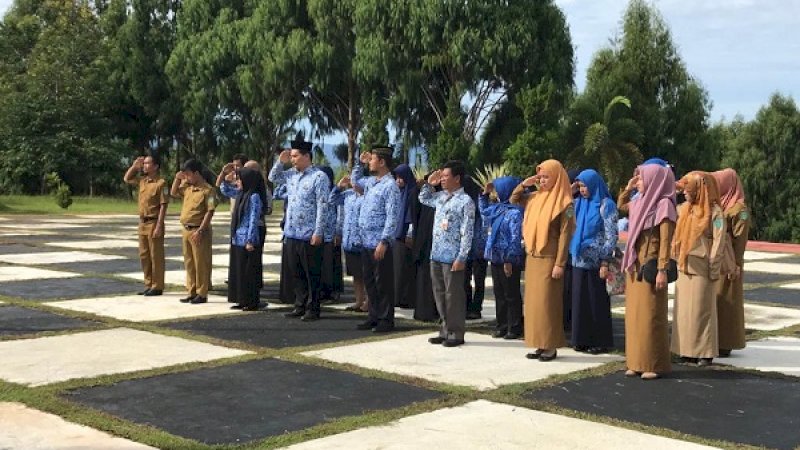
<box><xmin>722</xmin><ymin>94</ymin><xmax>800</xmax><ymax>242</ymax></box>
<box><xmin>581</xmin><ymin>0</ymin><xmax>716</xmax><ymax>176</ymax></box>
<box><xmin>0</xmin><ymin>0</ymin><xmax>126</xmax><ymax>195</ymax></box>
<box><xmin>354</xmin><ymin>0</ymin><xmax>574</xmax><ymax>168</ymax></box>
<box><xmin>566</xmin><ymin>96</ymin><xmax>643</xmax><ymax>192</ymax></box>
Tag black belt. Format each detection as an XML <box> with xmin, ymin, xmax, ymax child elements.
<box><xmin>183</xmin><ymin>224</ymin><xmax>200</xmax><ymax>230</ymax></box>
<box><xmin>141</xmin><ymin>217</ymin><xmax>157</xmax><ymax>223</ymax></box>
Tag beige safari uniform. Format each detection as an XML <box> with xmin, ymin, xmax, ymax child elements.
<box><xmin>177</xmin><ymin>181</ymin><xmax>217</xmax><ymax>297</ymax></box>
<box><xmin>138</xmin><ymin>176</ymin><xmax>169</xmax><ymax>290</ymax></box>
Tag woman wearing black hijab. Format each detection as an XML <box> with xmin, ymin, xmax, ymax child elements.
<box><xmin>412</xmin><ymin>171</ymin><xmax>438</xmax><ymax>322</ymax></box>
<box><xmin>221</xmin><ymin>167</ymin><xmax>265</xmax><ymax>311</ymax></box>
<box><xmin>319</xmin><ymin>166</ymin><xmax>344</xmax><ymax>302</ymax></box>
<box><xmin>563</xmin><ymin>168</ymin><xmax>582</xmax><ymax>330</ymax></box>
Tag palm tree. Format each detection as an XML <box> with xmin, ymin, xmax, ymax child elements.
<box><xmin>567</xmin><ymin>95</ymin><xmax>643</xmax><ymax>193</ymax></box>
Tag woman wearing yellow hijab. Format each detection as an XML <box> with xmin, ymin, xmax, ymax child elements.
<box><xmin>671</xmin><ymin>171</ymin><xmax>726</xmax><ymax>366</ymax></box>
<box><xmin>511</xmin><ymin>159</ymin><xmax>575</xmax><ymax>361</ymax></box>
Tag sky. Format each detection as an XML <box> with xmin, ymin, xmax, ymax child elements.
<box><xmin>1</xmin><ymin>0</ymin><xmax>798</xmax><ymax>122</ymax></box>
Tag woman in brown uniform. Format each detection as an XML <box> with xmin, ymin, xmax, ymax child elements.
<box><xmin>619</xmin><ymin>164</ymin><xmax>677</xmax><ymax>380</ymax></box>
<box><xmin>511</xmin><ymin>159</ymin><xmax>575</xmax><ymax>362</ymax></box>
<box><xmin>671</xmin><ymin>172</ymin><xmax>726</xmax><ymax>366</ymax></box>
<box><xmin>712</xmin><ymin>168</ymin><xmax>750</xmax><ymax>357</ymax></box>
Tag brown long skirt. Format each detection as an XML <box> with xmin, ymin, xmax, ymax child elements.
<box><xmin>672</xmin><ymin>272</ymin><xmax>718</xmax><ymax>358</ymax></box>
<box><xmin>624</xmin><ymin>272</ymin><xmax>671</xmax><ymax>373</ymax></box>
<box><xmin>523</xmin><ymin>254</ymin><xmax>566</xmax><ymax>349</ymax></box>
<box><xmin>716</xmin><ymin>275</ymin><xmax>746</xmax><ymax>350</ymax></box>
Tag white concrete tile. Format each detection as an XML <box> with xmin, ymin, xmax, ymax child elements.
<box><xmin>264</xmin><ymin>234</ymin><xmax>284</xmax><ymax>243</ymax></box>
<box><xmin>0</xmin><ymin>402</ymin><xmax>155</xmax><ymax>450</ymax></box>
<box><xmin>166</xmin><ymin>253</ymin><xmax>230</xmax><ymax>267</ymax></box>
<box><xmin>779</xmin><ymin>282</ymin><xmax>800</xmax><ymax>290</ymax></box>
<box><xmin>44</xmin><ymin>240</ymin><xmax>140</xmax><ymax>250</ymax></box>
<box><xmin>48</xmin><ymin>292</ymin><xmax>244</xmax><ymax>322</ymax></box>
<box><xmin>0</xmin><ymin>231</ymin><xmax>55</xmax><ymax>237</ymax></box>
<box><xmin>0</xmin><ymin>223</ymin><xmax>89</xmax><ymax>230</ymax></box>
<box><xmin>263</xmin><ymin>254</ymin><xmax>282</xmax><ymax>265</ymax></box>
<box><xmin>117</xmin><ymin>269</ymin><xmax>279</xmax><ymax>287</ymax></box>
<box><xmin>0</xmin><ymin>266</ymin><xmax>80</xmax><ymax>283</ymax></box>
<box><xmin>75</xmin><ymin>214</ymin><xmax>139</xmax><ymax>220</ymax></box>
<box><xmin>302</xmin><ymin>333</ymin><xmax>621</xmax><ymax>390</ymax></box>
<box><xmin>612</xmin><ymin>300</ymin><xmax>800</xmax><ymax>331</ymax></box>
<box><xmin>0</xmin><ymin>328</ymin><xmax>251</xmax><ymax>386</ymax></box>
<box><xmin>88</xmin><ymin>234</ymin><xmax>140</xmax><ymax>241</ymax></box>
<box><xmin>280</xmin><ymin>400</ymin><xmax>714</xmax><ymax>450</ymax></box>
<box><xmin>745</xmin><ymin>261</ymin><xmax>800</xmax><ymax>275</ymax></box>
<box><xmin>722</xmin><ymin>337</ymin><xmax>800</xmax><ymax>377</ymax></box>
<box><xmin>327</xmin><ymin>302</ymin><xmax>497</xmax><ymax>323</ymax></box>
<box><xmin>0</xmin><ymin>217</ymin><xmax>9</xmax><ymax>221</ymax></box>
<box><xmin>743</xmin><ymin>251</ymin><xmax>794</xmax><ymax>261</ymax></box>
<box><xmin>263</xmin><ymin>243</ymin><xmax>283</xmax><ymax>252</ymax></box>
<box><xmin>0</xmin><ymin>251</ymin><xmax>124</xmax><ymax>265</ymax></box>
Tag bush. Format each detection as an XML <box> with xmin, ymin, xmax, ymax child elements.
<box><xmin>54</xmin><ymin>184</ymin><xmax>73</xmax><ymax>209</ymax></box>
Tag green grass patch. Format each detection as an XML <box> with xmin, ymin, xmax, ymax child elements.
<box><xmin>0</xmin><ymin>195</ymin><xmax>232</xmax><ymax>215</ymax></box>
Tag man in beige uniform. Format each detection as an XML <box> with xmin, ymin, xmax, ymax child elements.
<box><xmin>124</xmin><ymin>154</ymin><xmax>168</xmax><ymax>296</ymax></box>
<box><xmin>171</xmin><ymin>159</ymin><xmax>217</xmax><ymax>304</ymax></box>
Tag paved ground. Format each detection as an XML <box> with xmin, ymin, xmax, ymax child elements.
<box><xmin>1</xmin><ymin>212</ymin><xmax>799</xmax><ymax>449</ymax></box>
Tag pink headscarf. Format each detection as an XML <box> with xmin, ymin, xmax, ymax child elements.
<box><xmin>622</xmin><ymin>164</ymin><xmax>677</xmax><ymax>273</ymax></box>
<box><xmin>712</xmin><ymin>168</ymin><xmax>746</xmax><ymax>211</ymax></box>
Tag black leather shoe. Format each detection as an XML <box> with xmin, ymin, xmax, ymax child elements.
<box><xmin>230</xmin><ymin>304</ymin><xmax>243</xmax><ymax>310</ymax></box>
<box><xmin>242</xmin><ymin>305</ymin><xmax>259</xmax><ymax>312</ymax></box>
<box><xmin>503</xmin><ymin>333</ymin><xmax>522</xmax><ymax>340</ymax></box>
<box><xmin>465</xmin><ymin>311</ymin><xmax>482</xmax><ymax>320</ymax></box>
<box><xmin>588</xmin><ymin>347</ymin><xmax>608</xmax><ymax>354</ymax></box>
<box><xmin>526</xmin><ymin>349</ymin><xmax>544</xmax><ymax>359</ymax></box>
<box><xmin>143</xmin><ymin>289</ymin><xmax>162</xmax><ymax>296</ymax></box>
<box><xmin>284</xmin><ymin>309</ymin><xmax>304</xmax><ymax>318</ymax></box>
<box><xmin>372</xmin><ymin>323</ymin><xmax>394</xmax><ymax>333</ymax></box>
<box><xmin>138</xmin><ymin>289</ymin><xmax>150</xmax><ymax>295</ymax></box>
<box><xmin>189</xmin><ymin>295</ymin><xmax>207</xmax><ymax>304</ymax></box>
<box><xmin>574</xmin><ymin>345</ymin><xmax>589</xmax><ymax>352</ymax></box>
<box><xmin>179</xmin><ymin>295</ymin><xmax>195</xmax><ymax>303</ymax></box>
<box><xmin>719</xmin><ymin>349</ymin><xmax>732</xmax><ymax>357</ymax></box>
<box><xmin>428</xmin><ymin>336</ymin><xmax>446</xmax><ymax>344</ymax></box>
<box><xmin>492</xmin><ymin>330</ymin><xmax>506</xmax><ymax>338</ymax></box>
<box><xmin>356</xmin><ymin>320</ymin><xmax>377</xmax><ymax>330</ymax></box>
<box><xmin>301</xmin><ymin>313</ymin><xmax>320</xmax><ymax>322</ymax></box>
<box><xmin>538</xmin><ymin>350</ymin><xmax>558</xmax><ymax>362</ymax></box>
<box><xmin>442</xmin><ymin>338</ymin><xmax>465</xmax><ymax>347</ymax></box>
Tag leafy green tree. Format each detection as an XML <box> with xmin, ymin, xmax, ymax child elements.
<box><xmin>722</xmin><ymin>94</ymin><xmax>800</xmax><ymax>242</ymax></box>
<box><xmin>581</xmin><ymin>0</ymin><xmax>715</xmax><ymax>176</ymax></box>
<box><xmin>566</xmin><ymin>96</ymin><xmax>643</xmax><ymax>192</ymax></box>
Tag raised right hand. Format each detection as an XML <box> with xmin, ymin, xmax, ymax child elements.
<box><xmin>483</xmin><ymin>181</ymin><xmax>494</xmax><ymax>195</ymax></box>
<box><xmin>359</xmin><ymin>151</ymin><xmax>371</xmax><ymax>165</ymax></box>
<box><xmin>278</xmin><ymin>150</ymin><xmax>291</xmax><ymax>164</ymax></box>
<box><xmin>427</xmin><ymin>170</ymin><xmax>442</xmax><ymax>186</ymax></box>
<box><xmin>522</xmin><ymin>175</ymin><xmax>539</xmax><ymax>188</ymax></box>
<box><xmin>625</xmin><ymin>175</ymin><xmax>639</xmax><ymax>192</ymax></box>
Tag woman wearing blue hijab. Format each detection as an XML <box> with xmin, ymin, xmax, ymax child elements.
<box><xmin>569</xmin><ymin>169</ymin><xmax>618</xmax><ymax>353</ymax></box>
<box><xmin>479</xmin><ymin>176</ymin><xmax>525</xmax><ymax>339</ymax></box>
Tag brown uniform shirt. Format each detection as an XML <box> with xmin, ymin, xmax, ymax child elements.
<box><xmin>138</xmin><ymin>176</ymin><xmax>169</xmax><ymax>219</ymax></box>
<box><xmin>178</xmin><ymin>181</ymin><xmax>217</xmax><ymax>226</ymax></box>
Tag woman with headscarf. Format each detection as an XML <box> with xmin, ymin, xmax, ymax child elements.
<box><xmin>319</xmin><ymin>166</ymin><xmax>344</xmax><ymax>303</ymax></box>
<box><xmin>511</xmin><ymin>160</ymin><xmax>576</xmax><ymax>362</ymax></box>
<box><xmin>563</xmin><ymin>168</ymin><xmax>582</xmax><ymax>331</ymax></box>
<box><xmin>570</xmin><ymin>169</ymin><xmax>618</xmax><ymax>354</ymax></box>
<box><xmin>392</xmin><ymin>164</ymin><xmax>419</xmax><ymax>308</ymax></box>
<box><xmin>619</xmin><ymin>164</ymin><xmax>677</xmax><ymax>379</ymax></box>
<box><xmin>618</xmin><ymin>157</ymin><xmax>671</xmax><ymax>215</ymax></box>
<box><xmin>220</xmin><ymin>167</ymin><xmax>265</xmax><ymax>311</ymax></box>
<box><xmin>412</xmin><ymin>172</ymin><xmax>438</xmax><ymax>322</ymax></box>
<box><xmin>671</xmin><ymin>171</ymin><xmax>726</xmax><ymax>366</ymax></box>
<box><xmin>712</xmin><ymin>168</ymin><xmax>750</xmax><ymax>357</ymax></box>
<box><xmin>480</xmin><ymin>176</ymin><xmax>525</xmax><ymax>339</ymax></box>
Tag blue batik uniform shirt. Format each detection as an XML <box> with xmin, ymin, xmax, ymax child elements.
<box><xmin>329</xmin><ymin>187</ymin><xmax>364</xmax><ymax>253</ymax></box>
<box><xmin>479</xmin><ymin>193</ymin><xmax>524</xmax><ymax>267</ymax></box>
<box><xmin>351</xmin><ymin>163</ymin><xmax>400</xmax><ymax>250</ymax></box>
<box><xmin>220</xmin><ymin>182</ymin><xmax>263</xmax><ymax>247</ymax></box>
<box><xmin>268</xmin><ymin>161</ymin><xmax>328</xmax><ymax>242</ymax></box>
<box><xmin>418</xmin><ymin>184</ymin><xmax>475</xmax><ymax>264</ymax></box>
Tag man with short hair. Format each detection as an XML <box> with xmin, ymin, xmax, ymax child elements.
<box><xmin>419</xmin><ymin>160</ymin><xmax>475</xmax><ymax>347</ymax></box>
<box><xmin>268</xmin><ymin>138</ymin><xmax>329</xmax><ymax>321</ymax></box>
<box><xmin>124</xmin><ymin>153</ymin><xmax>168</xmax><ymax>296</ymax></box>
<box><xmin>351</xmin><ymin>146</ymin><xmax>400</xmax><ymax>333</ymax></box>
<box><xmin>171</xmin><ymin>159</ymin><xmax>218</xmax><ymax>304</ymax></box>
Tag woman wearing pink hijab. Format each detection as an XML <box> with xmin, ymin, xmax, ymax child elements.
<box><xmin>618</xmin><ymin>164</ymin><xmax>677</xmax><ymax>380</ymax></box>
<box><xmin>712</xmin><ymin>168</ymin><xmax>750</xmax><ymax>357</ymax></box>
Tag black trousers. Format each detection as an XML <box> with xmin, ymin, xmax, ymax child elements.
<box><xmin>361</xmin><ymin>245</ymin><xmax>395</xmax><ymax>326</ymax></box>
<box><xmin>465</xmin><ymin>257</ymin><xmax>488</xmax><ymax>312</ymax></box>
<box><xmin>257</xmin><ymin>225</ymin><xmax>266</xmax><ymax>290</ymax></box>
<box><xmin>228</xmin><ymin>245</ymin><xmax>261</xmax><ymax>308</ymax></box>
<box><xmin>563</xmin><ymin>262</ymin><xmax>574</xmax><ymax>330</ymax></box>
<box><xmin>393</xmin><ymin>238</ymin><xmax>415</xmax><ymax>307</ymax></box>
<box><xmin>491</xmin><ymin>263</ymin><xmax>523</xmax><ymax>335</ymax></box>
<box><xmin>413</xmin><ymin>257</ymin><xmax>438</xmax><ymax>322</ymax></box>
<box><xmin>285</xmin><ymin>238</ymin><xmax>323</xmax><ymax>315</ymax></box>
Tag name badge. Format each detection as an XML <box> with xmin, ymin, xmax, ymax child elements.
<box><xmin>441</xmin><ymin>220</ymin><xmax>449</xmax><ymax>231</ymax></box>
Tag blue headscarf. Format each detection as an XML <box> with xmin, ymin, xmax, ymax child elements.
<box><xmin>642</xmin><ymin>157</ymin><xmax>669</xmax><ymax>167</ymax></box>
<box><xmin>393</xmin><ymin>164</ymin><xmax>417</xmax><ymax>239</ymax></box>
<box><xmin>483</xmin><ymin>176</ymin><xmax>523</xmax><ymax>257</ymax></box>
<box><xmin>319</xmin><ymin>166</ymin><xmax>335</xmax><ymax>190</ymax></box>
<box><xmin>569</xmin><ymin>169</ymin><xmax>617</xmax><ymax>257</ymax></box>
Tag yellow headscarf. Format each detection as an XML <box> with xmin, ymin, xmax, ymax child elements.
<box><xmin>674</xmin><ymin>171</ymin><xmax>720</xmax><ymax>270</ymax></box>
<box><xmin>522</xmin><ymin>159</ymin><xmax>573</xmax><ymax>254</ymax></box>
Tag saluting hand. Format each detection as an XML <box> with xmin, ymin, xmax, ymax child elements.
<box><xmin>483</xmin><ymin>182</ymin><xmax>494</xmax><ymax>195</ymax></box>
<box><xmin>278</xmin><ymin>150</ymin><xmax>291</xmax><ymax>164</ymax></box>
<box><xmin>427</xmin><ymin>170</ymin><xmax>442</xmax><ymax>186</ymax></box>
<box><xmin>522</xmin><ymin>175</ymin><xmax>539</xmax><ymax>188</ymax></box>
<box><xmin>133</xmin><ymin>156</ymin><xmax>145</xmax><ymax>169</ymax></box>
<box><xmin>625</xmin><ymin>175</ymin><xmax>639</xmax><ymax>192</ymax></box>
<box><xmin>359</xmin><ymin>151</ymin><xmax>371</xmax><ymax>165</ymax></box>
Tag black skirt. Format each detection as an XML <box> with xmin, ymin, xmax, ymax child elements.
<box><xmin>228</xmin><ymin>245</ymin><xmax>261</xmax><ymax>307</ymax></box>
<box><xmin>345</xmin><ymin>250</ymin><xmax>363</xmax><ymax>278</ymax></box>
<box><xmin>570</xmin><ymin>266</ymin><xmax>614</xmax><ymax>348</ymax></box>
